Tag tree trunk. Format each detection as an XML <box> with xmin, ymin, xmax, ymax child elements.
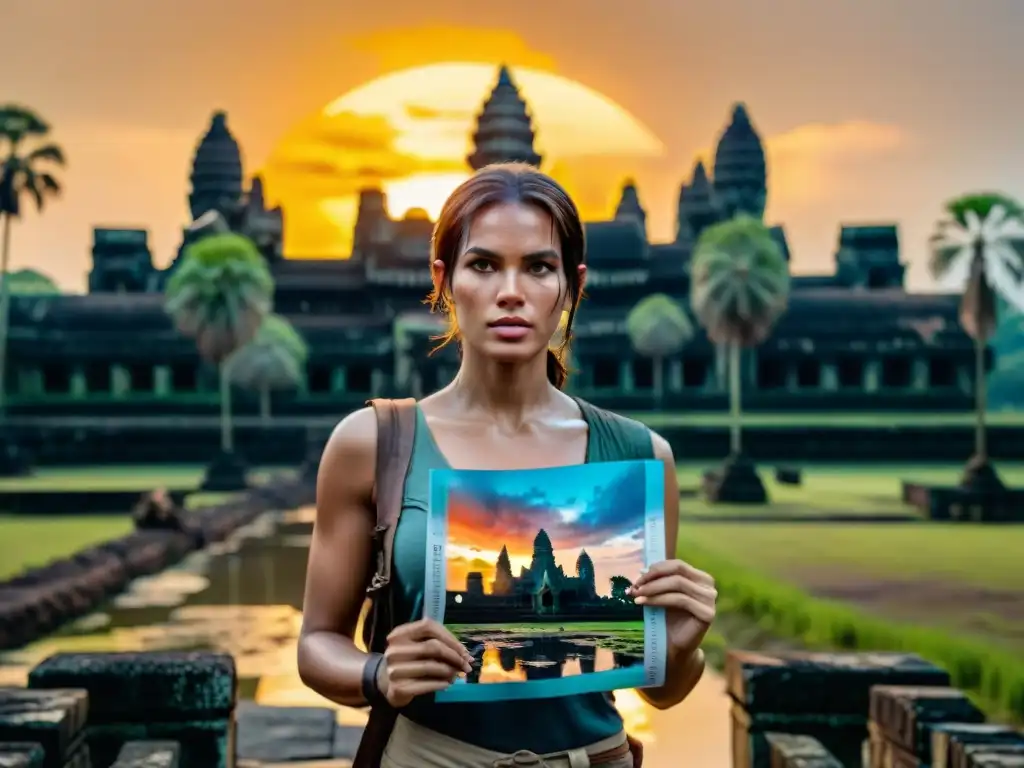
<box><xmin>219</xmin><ymin>363</ymin><xmax>233</xmax><ymax>453</ymax></box>
<box><xmin>653</xmin><ymin>357</ymin><xmax>664</xmax><ymax>409</ymax></box>
<box><xmin>260</xmin><ymin>386</ymin><xmax>271</xmax><ymax>425</ymax></box>
<box><xmin>729</xmin><ymin>342</ymin><xmax>742</xmax><ymax>455</ymax></box>
<box><xmin>974</xmin><ymin>335</ymin><xmax>987</xmax><ymax>459</ymax></box>
<box><xmin>0</xmin><ymin>212</ymin><xmax>12</xmax><ymax>419</ymax></box>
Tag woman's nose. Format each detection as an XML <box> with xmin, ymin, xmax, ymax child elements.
<box><xmin>495</xmin><ymin>269</ymin><xmax>525</xmax><ymax>305</ymax></box>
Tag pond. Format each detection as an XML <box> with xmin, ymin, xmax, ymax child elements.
<box><xmin>0</xmin><ymin>507</ymin><xmax>731</xmax><ymax>767</ymax></box>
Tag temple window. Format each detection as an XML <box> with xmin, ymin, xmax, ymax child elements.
<box><xmin>682</xmin><ymin>358</ymin><xmax>708</xmax><ymax>388</ymax></box>
<box><xmin>42</xmin><ymin>364</ymin><xmax>71</xmax><ymax>394</ymax></box>
<box><xmin>796</xmin><ymin>359</ymin><xmax>820</xmax><ymax>388</ymax></box>
<box><xmin>928</xmin><ymin>357</ymin><xmax>956</xmax><ymax>387</ymax></box>
<box><xmin>307</xmin><ymin>364</ymin><xmax>332</xmax><ymax>393</ymax></box>
<box><xmin>591</xmin><ymin>358</ymin><xmax>619</xmax><ymax>388</ymax></box>
<box><xmin>170</xmin><ymin>364</ymin><xmax>197</xmax><ymax>392</ymax></box>
<box><xmin>631</xmin><ymin>358</ymin><xmax>654</xmax><ymax>389</ymax></box>
<box><xmin>129</xmin><ymin>364</ymin><xmax>155</xmax><ymax>392</ymax></box>
<box><xmin>84</xmin><ymin>362</ymin><xmax>112</xmax><ymax>393</ymax></box>
<box><xmin>347</xmin><ymin>364</ymin><xmax>373</xmax><ymax>393</ymax></box>
<box><xmin>837</xmin><ymin>356</ymin><xmax>863</xmax><ymax>388</ymax></box>
<box><xmin>881</xmin><ymin>356</ymin><xmax>912</xmax><ymax>388</ymax></box>
<box><xmin>756</xmin><ymin>358</ymin><xmax>785</xmax><ymax>390</ymax></box>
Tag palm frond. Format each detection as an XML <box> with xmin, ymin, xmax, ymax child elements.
<box><xmin>27</xmin><ymin>143</ymin><xmax>65</xmax><ymax>166</ymax></box>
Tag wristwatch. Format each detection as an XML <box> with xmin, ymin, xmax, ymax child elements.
<box><xmin>362</xmin><ymin>652</ymin><xmax>388</xmax><ymax>707</ymax></box>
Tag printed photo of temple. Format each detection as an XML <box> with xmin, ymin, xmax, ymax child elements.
<box><xmin>446</xmin><ymin>529</ymin><xmax>640</xmax><ymax>622</ymax></box>
<box><xmin>5</xmin><ymin>64</ymin><xmax>976</xmax><ymax>429</ymax></box>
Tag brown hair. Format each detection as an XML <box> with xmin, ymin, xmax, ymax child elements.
<box><xmin>427</xmin><ymin>162</ymin><xmax>586</xmax><ymax>389</ymax></box>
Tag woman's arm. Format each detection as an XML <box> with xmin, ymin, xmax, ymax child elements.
<box><xmin>636</xmin><ymin>431</ymin><xmax>713</xmax><ymax>710</ymax></box>
<box><xmin>296</xmin><ymin>406</ymin><xmax>379</xmax><ymax>708</ymax></box>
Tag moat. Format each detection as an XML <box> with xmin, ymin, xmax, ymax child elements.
<box><xmin>0</xmin><ymin>506</ymin><xmax>733</xmax><ymax>765</ymax></box>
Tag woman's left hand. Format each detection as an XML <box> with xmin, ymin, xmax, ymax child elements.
<box><xmin>628</xmin><ymin>559</ymin><xmax>717</xmax><ymax>655</ymax></box>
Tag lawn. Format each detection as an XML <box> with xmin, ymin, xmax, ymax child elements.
<box><xmin>0</xmin><ymin>464</ymin><xmax>290</xmax><ymax>493</ymax></box>
<box><xmin>682</xmin><ymin>521</ymin><xmax>1024</xmax><ymax>656</ymax></box>
<box><xmin>674</xmin><ymin>461</ymin><xmax>1024</xmax><ymax>517</ymax></box>
<box><xmin>629</xmin><ymin>410</ymin><xmax>1024</xmax><ymax>429</ymax></box>
<box><xmin>0</xmin><ymin>514</ymin><xmax>133</xmax><ymax>581</ymax></box>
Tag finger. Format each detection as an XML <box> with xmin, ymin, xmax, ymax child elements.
<box><xmin>634</xmin><ymin>560</ymin><xmax>714</xmax><ymax>587</ymax></box>
<box><xmin>387</xmin><ymin>638</ymin><xmax>473</xmax><ymax>672</ymax></box>
<box><xmin>391</xmin><ymin>678</ymin><xmax>455</xmax><ymax>701</ymax></box>
<box><xmin>636</xmin><ymin>593</ymin><xmax>716</xmax><ymax>623</ymax></box>
<box><xmin>390</xmin><ymin>619</ymin><xmax>473</xmax><ymax>661</ymax></box>
<box><xmin>633</xmin><ymin>575</ymin><xmax>717</xmax><ymax>602</ymax></box>
<box><xmin>387</xmin><ymin>659</ymin><xmax>464</xmax><ymax>682</ymax></box>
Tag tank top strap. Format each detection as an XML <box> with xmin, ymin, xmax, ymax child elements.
<box><xmin>572</xmin><ymin>397</ymin><xmax>655</xmax><ymax>463</ymax></box>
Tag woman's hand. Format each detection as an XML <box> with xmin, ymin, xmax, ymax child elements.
<box><xmin>628</xmin><ymin>559</ymin><xmax>717</xmax><ymax>657</ymax></box>
<box><xmin>379</xmin><ymin>618</ymin><xmax>474</xmax><ymax>708</ymax></box>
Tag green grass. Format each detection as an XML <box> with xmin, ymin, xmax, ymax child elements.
<box><xmin>449</xmin><ymin>622</ymin><xmax>645</xmax><ymax>633</ymax></box>
<box><xmin>628</xmin><ymin>410</ymin><xmax>1024</xmax><ymax>429</ymax></box>
<box><xmin>674</xmin><ymin>462</ymin><xmax>1024</xmax><ymax>517</ymax></box>
<box><xmin>0</xmin><ymin>464</ymin><xmax>289</xmax><ymax>493</ymax></box>
<box><xmin>0</xmin><ymin>514</ymin><xmax>134</xmax><ymax>581</ymax></box>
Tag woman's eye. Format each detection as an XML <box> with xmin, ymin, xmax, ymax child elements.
<box><xmin>529</xmin><ymin>262</ymin><xmax>555</xmax><ymax>275</ymax></box>
<box><xmin>469</xmin><ymin>260</ymin><xmax>495</xmax><ymax>272</ymax></box>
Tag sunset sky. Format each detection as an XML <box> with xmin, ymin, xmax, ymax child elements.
<box><xmin>8</xmin><ymin>0</ymin><xmax>1023</xmax><ymax>292</ymax></box>
<box><xmin>441</xmin><ymin>462</ymin><xmax>649</xmax><ymax>597</ymax></box>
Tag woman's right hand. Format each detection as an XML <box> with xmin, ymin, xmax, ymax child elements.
<box><xmin>379</xmin><ymin>618</ymin><xmax>474</xmax><ymax>708</ymax></box>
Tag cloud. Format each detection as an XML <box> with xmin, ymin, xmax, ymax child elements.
<box><xmin>445</xmin><ymin>461</ymin><xmax>648</xmax><ymax>556</ymax></box>
<box><xmin>261</xmin><ymin>110</ymin><xmax>466</xmax><ymax>201</ymax></box>
<box><xmin>404</xmin><ymin>104</ymin><xmax>475</xmax><ymax>121</ymax></box>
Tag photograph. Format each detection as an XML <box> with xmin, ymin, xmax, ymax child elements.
<box><xmin>425</xmin><ymin>459</ymin><xmax>667</xmax><ymax>702</ymax></box>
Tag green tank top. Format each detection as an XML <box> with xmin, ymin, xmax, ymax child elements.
<box><xmin>389</xmin><ymin>398</ymin><xmax>655</xmax><ymax>753</ymax></box>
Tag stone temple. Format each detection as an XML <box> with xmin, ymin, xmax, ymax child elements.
<box><xmin>462</xmin><ymin>531</ymin><xmax>598</xmax><ymax>615</ymax></box>
<box><xmin>5</xmin><ymin>64</ymin><xmax>979</xmax><ymax>419</ymax></box>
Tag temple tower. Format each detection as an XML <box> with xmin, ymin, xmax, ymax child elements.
<box><xmin>188</xmin><ymin>111</ymin><xmax>244</xmax><ymax>221</ymax></box>
<box><xmin>614</xmin><ymin>179</ymin><xmax>647</xmax><ymax>237</ymax></box>
<box><xmin>712</xmin><ymin>103</ymin><xmax>767</xmax><ymax>220</ymax></box>
<box><xmin>575</xmin><ymin>549</ymin><xmax>597</xmax><ymax>599</ymax></box>
<box><xmin>467</xmin><ymin>65</ymin><xmax>542</xmax><ymax>170</ymax></box>
<box><xmin>676</xmin><ymin>161</ymin><xmax>721</xmax><ymax>245</ymax></box>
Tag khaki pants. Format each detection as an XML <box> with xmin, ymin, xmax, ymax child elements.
<box><xmin>382</xmin><ymin>714</ymin><xmax>634</xmax><ymax>768</ymax></box>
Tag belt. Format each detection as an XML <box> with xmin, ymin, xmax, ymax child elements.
<box><xmin>491</xmin><ymin>739</ymin><xmax>632</xmax><ymax>767</ymax></box>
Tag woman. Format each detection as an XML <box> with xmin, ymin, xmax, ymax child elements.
<box><xmin>298</xmin><ymin>163</ymin><xmax>717</xmax><ymax>768</ymax></box>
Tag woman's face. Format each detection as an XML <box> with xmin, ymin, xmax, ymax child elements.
<box><xmin>439</xmin><ymin>201</ymin><xmax>583</xmax><ymax>365</ymax></box>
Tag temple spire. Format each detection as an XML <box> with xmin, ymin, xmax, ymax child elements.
<box><xmin>467</xmin><ymin>65</ymin><xmax>542</xmax><ymax>170</ymax></box>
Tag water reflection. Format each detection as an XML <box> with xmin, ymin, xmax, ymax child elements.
<box><xmin>0</xmin><ymin>506</ymin><xmax>732</xmax><ymax>765</ymax></box>
<box><xmin>458</xmin><ymin>631</ymin><xmax>642</xmax><ymax>684</ymax></box>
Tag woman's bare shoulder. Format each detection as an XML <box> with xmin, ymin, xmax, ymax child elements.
<box><xmin>317</xmin><ymin>407</ymin><xmax>378</xmax><ymax>504</ymax></box>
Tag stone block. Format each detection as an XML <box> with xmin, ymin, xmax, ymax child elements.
<box><xmin>866</xmin><ymin>722</ymin><xmax>922</xmax><ymax>768</ymax></box>
<box><xmin>0</xmin><ymin>743</ymin><xmax>46</xmax><ymax>768</ymax></box>
<box><xmin>930</xmin><ymin>723</ymin><xmax>1024</xmax><ymax>768</ymax></box>
<box><xmin>726</xmin><ymin>650</ymin><xmax>951</xmax><ymax>716</ymax></box>
<box><xmin>965</xmin><ymin>745</ymin><xmax>1024</xmax><ymax>767</ymax></box>
<box><xmin>331</xmin><ymin>725</ymin><xmax>364</xmax><ymax>760</ymax></box>
<box><xmin>85</xmin><ymin>718</ymin><xmax>232</xmax><ymax>768</ymax></box>
<box><xmin>764</xmin><ymin>732</ymin><xmax>841</xmax><ymax>767</ymax></box>
<box><xmin>0</xmin><ymin>688</ymin><xmax>89</xmax><ymax>768</ymax></box>
<box><xmin>730</xmin><ymin>702</ymin><xmax>865</xmax><ymax>768</ymax></box>
<box><xmin>236</xmin><ymin>702</ymin><xmax>335</xmax><ymax>763</ymax></box>
<box><xmin>110</xmin><ymin>741</ymin><xmax>180</xmax><ymax>768</ymax></box>
<box><xmin>869</xmin><ymin>685</ymin><xmax>985</xmax><ymax>762</ymax></box>
<box><xmin>28</xmin><ymin>652</ymin><xmax>235</xmax><ymax>724</ymax></box>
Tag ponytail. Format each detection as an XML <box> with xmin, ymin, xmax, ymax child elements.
<box><xmin>546</xmin><ymin>347</ymin><xmax>568</xmax><ymax>390</ymax></box>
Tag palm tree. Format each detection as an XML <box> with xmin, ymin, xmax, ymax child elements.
<box><xmin>0</xmin><ymin>107</ymin><xmax>65</xmax><ymax>475</ymax></box>
<box><xmin>626</xmin><ymin>294</ymin><xmax>694</xmax><ymax>407</ymax></box>
<box><xmin>229</xmin><ymin>314</ymin><xmax>308</xmax><ymax>424</ymax></box>
<box><xmin>928</xmin><ymin>193</ymin><xmax>1024</xmax><ymax>489</ymax></box>
<box><xmin>165</xmin><ymin>230</ymin><xmax>274</xmax><ymax>490</ymax></box>
<box><xmin>691</xmin><ymin>214</ymin><xmax>790</xmax><ymax>502</ymax></box>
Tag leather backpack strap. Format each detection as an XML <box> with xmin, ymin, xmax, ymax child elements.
<box><xmin>352</xmin><ymin>397</ymin><xmax>416</xmax><ymax>768</ymax></box>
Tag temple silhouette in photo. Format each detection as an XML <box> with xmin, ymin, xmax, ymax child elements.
<box><xmin>445</xmin><ymin>528</ymin><xmax>641</xmax><ymax>623</ymax></box>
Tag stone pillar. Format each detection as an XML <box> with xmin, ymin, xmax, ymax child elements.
<box><xmin>785</xmin><ymin>364</ymin><xmax>799</xmax><ymax>391</ymax></box>
<box><xmin>371</xmin><ymin>367</ymin><xmax>386</xmax><ymax>396</ymax></box>
<box><xmin>864</xmin><ymin>359</ymin><xmax>880</xmax><ymax>393</ymax></box>
<box><xmin>154</xmin><ymin>366</ymin><xmax>170</xmax><ymax>397</ymax></box>
<box><xmin>668</xmin><ymin>359</ymin><xmax>683</xmax><ymax>392</ymax></box>
<box><xmin>71</xmin><ymin>367</ymin><xmax>87</xmax><ymax>398</ymax></box>
<box><xmin>912</xmin><ymin>358</ymin><xmax>929</xmax><ymax>390</ymax></box>
<box><xmin>112</xmin><ymin>365</ymin><xmax>131</xmax><ymax>398</ymax></box>
<box><xmin>957</xmin><ymin>364</ymin><xmax>973</xmax><ymax>394</ymax></box>
<box><xmin>821</xmin><ymin>362</ymin><xmax>838</xmax><ymax>391</ymax></box>
<box><xmin>620</xmin><ymin>360</ymin><xmax>634</xmax><ymax>392</ymax></box>
<box><xmin>331</xmin><ymin>366</ymin><xmax>345</xmax><ymax>393</ymax></box>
